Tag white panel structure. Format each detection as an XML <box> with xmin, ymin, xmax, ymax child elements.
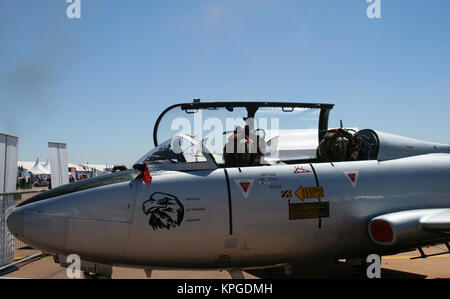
<box><xmin>0</xmin><ymin>133</ymin><xmax>19</xmax><ymax>268</ymax></box>
<box><xmin>48</xmin><ymin>142</ymin><xmax>69</xmax><ymax>189</ymax></box>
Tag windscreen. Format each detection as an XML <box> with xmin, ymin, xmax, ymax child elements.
<box><xmin>136</xmin><ymin>136</ymin><xmax>207</xmax><ymax>165</ymax></box>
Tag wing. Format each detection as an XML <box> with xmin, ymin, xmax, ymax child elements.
<box><xmin>368</xmin><ymin>209</ymin><xmax>450</xmax><ymax>246</ymax></box>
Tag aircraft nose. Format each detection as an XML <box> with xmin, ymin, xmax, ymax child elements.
<box><xmin>6</xmin><ymin>208</ymin><xmax>25</xmax><ymax>238</ymax></box>
<box><xmin>5</xmin><ymin>203</ymin><xmax>65</xmax><ymax>255</ymax></box>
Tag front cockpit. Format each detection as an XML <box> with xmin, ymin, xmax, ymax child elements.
<box><xmin>135</xmin><ymin>135</ymin><xmax>217</xmax><ymax>172</ymax></box>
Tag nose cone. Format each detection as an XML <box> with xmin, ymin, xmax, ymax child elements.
<box><xmin>5</xmin><ymin>181</ymin><xmax>136</xmax><ymax>260</ymax></box>
<box><xmin>5</xmin><ymin>203</ymin><xmax>65</xmax><ymax>255</ymax></box>
<box><xmin>6</xmin><ymin>208</ymin><xmax>24</xmax><ymax>238</ymax></box>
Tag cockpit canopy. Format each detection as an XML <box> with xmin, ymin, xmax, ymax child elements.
<box><xmin>146</xmin><ymin>101</ymin><xmax>334</xmax><ymax>169</ymax></box>
<box><xmin>136</xmin><ymin>134</ymin><xmax>217</xmax><ymax>171</ymax></box>
<box><xmin>134</xmin><ymin>100</ymin><xmax>450</xmax><ymax>172</ymax></box>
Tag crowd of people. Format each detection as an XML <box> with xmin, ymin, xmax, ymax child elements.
<box><xmin>16</xmin><ymin>176</ymin><xmax>33</xmax><ymax>190</ymax></box>
<box><xmin>15</xmin><ymin>162</ymin><xmax>101</xmax><ymax>191</ymax></box>
<box><xmin>16</xmin><ymin>175</ymin><xmax>51</xmax><ymax>190</ymax></box>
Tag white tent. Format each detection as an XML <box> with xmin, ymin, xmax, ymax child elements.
<box><xmin>43</xmin><ymin>159</ymin><xmax>51</xmax><ymax>173</ymax></box>
<box><xmin>27</xmin><ymin>158</ymin><xmax>51</xmax><ymax>175</ymax></box>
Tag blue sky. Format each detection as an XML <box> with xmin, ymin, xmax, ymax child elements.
<box><xmin>1</xmin><ymin>0</ymin><xmax>449</xmax><ymax>167</ymax></box>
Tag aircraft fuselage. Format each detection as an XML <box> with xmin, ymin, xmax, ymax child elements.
<box><xmin>8</xmin><ymin>154</ymin><xmax>450</xmax><ymax>270</ymax></box>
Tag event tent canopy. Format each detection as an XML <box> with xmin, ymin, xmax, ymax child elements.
<box><xmin>43</xmin><ymin>160</ymin><xmax>51</xmax><ymax>173</ymax></box>
<box><xmin>26</xmin><ymin>158</ymin><xmax>51</xmax><ymax>175</ymax></box>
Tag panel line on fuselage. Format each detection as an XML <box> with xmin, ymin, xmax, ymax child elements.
<box><xmin>223</xmin><ymin>168</ymin><xmax>233</xmax><ymax>235</ymax></box>
<box><xmin>309</xmin><ymin>163</ymin><xmax>322</xmax><ymax>229</ymax></box>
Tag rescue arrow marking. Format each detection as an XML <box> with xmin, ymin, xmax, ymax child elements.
<box><xmin>295</xmin><ymin>186</ymin><xmax>324</xmax><ymax>201</ymax></box>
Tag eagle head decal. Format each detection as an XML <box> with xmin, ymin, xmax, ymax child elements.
<box><xmin>142</xmin><ymin>192</ymin><xmax>184</xmax><ymax>231</ymax></box>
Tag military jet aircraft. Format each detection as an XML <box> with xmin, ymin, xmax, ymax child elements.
<box><xmin>7</xmin><ymin>100</ymin><xmax>450</xmax><ymax>278</ymax></box>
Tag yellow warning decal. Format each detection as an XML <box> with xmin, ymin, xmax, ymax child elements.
<box><xmin>295</xmin><ymin>186</ymin><xmax>324</xmax><ymax>201</ymax></box>
<box><xmin>281</xmin><ymin>190</ymin><xmax>292</xmax><ymax>198</ymax></box>
<box><xmin>289</xmin><ymin>202</ymin><xmax>329</xmax><ymax>220</ymax></box>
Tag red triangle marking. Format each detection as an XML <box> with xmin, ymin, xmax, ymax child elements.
<box><xmin>240</xmin><ymin>182</ymin><xmax>250</xmax><ymax>193</ymax></box>
<box><xmin>347</xmin><ymin>173</ymin><xmax>357</xmax><ymax>183</ymax></box>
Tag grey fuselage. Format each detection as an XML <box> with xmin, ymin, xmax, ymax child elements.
<box><xmin>7</xmin><ymin>153</ymin><xmax>450</xmax><ymax>270</ymax></box>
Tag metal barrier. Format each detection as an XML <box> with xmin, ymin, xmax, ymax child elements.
<box><xmin>12</xmin><ymin>190</ymin><xmax>45</xmax><ymax>205</ymax></box>
<box><xmin>0</xmin><ymin>190</ymin><xmax>44</xmax><ymax>262</ymax></box>
<box><xmin>0</xmin><ymin>193</ymin><xmax>14</xmax><ymax>268</ymax></box>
